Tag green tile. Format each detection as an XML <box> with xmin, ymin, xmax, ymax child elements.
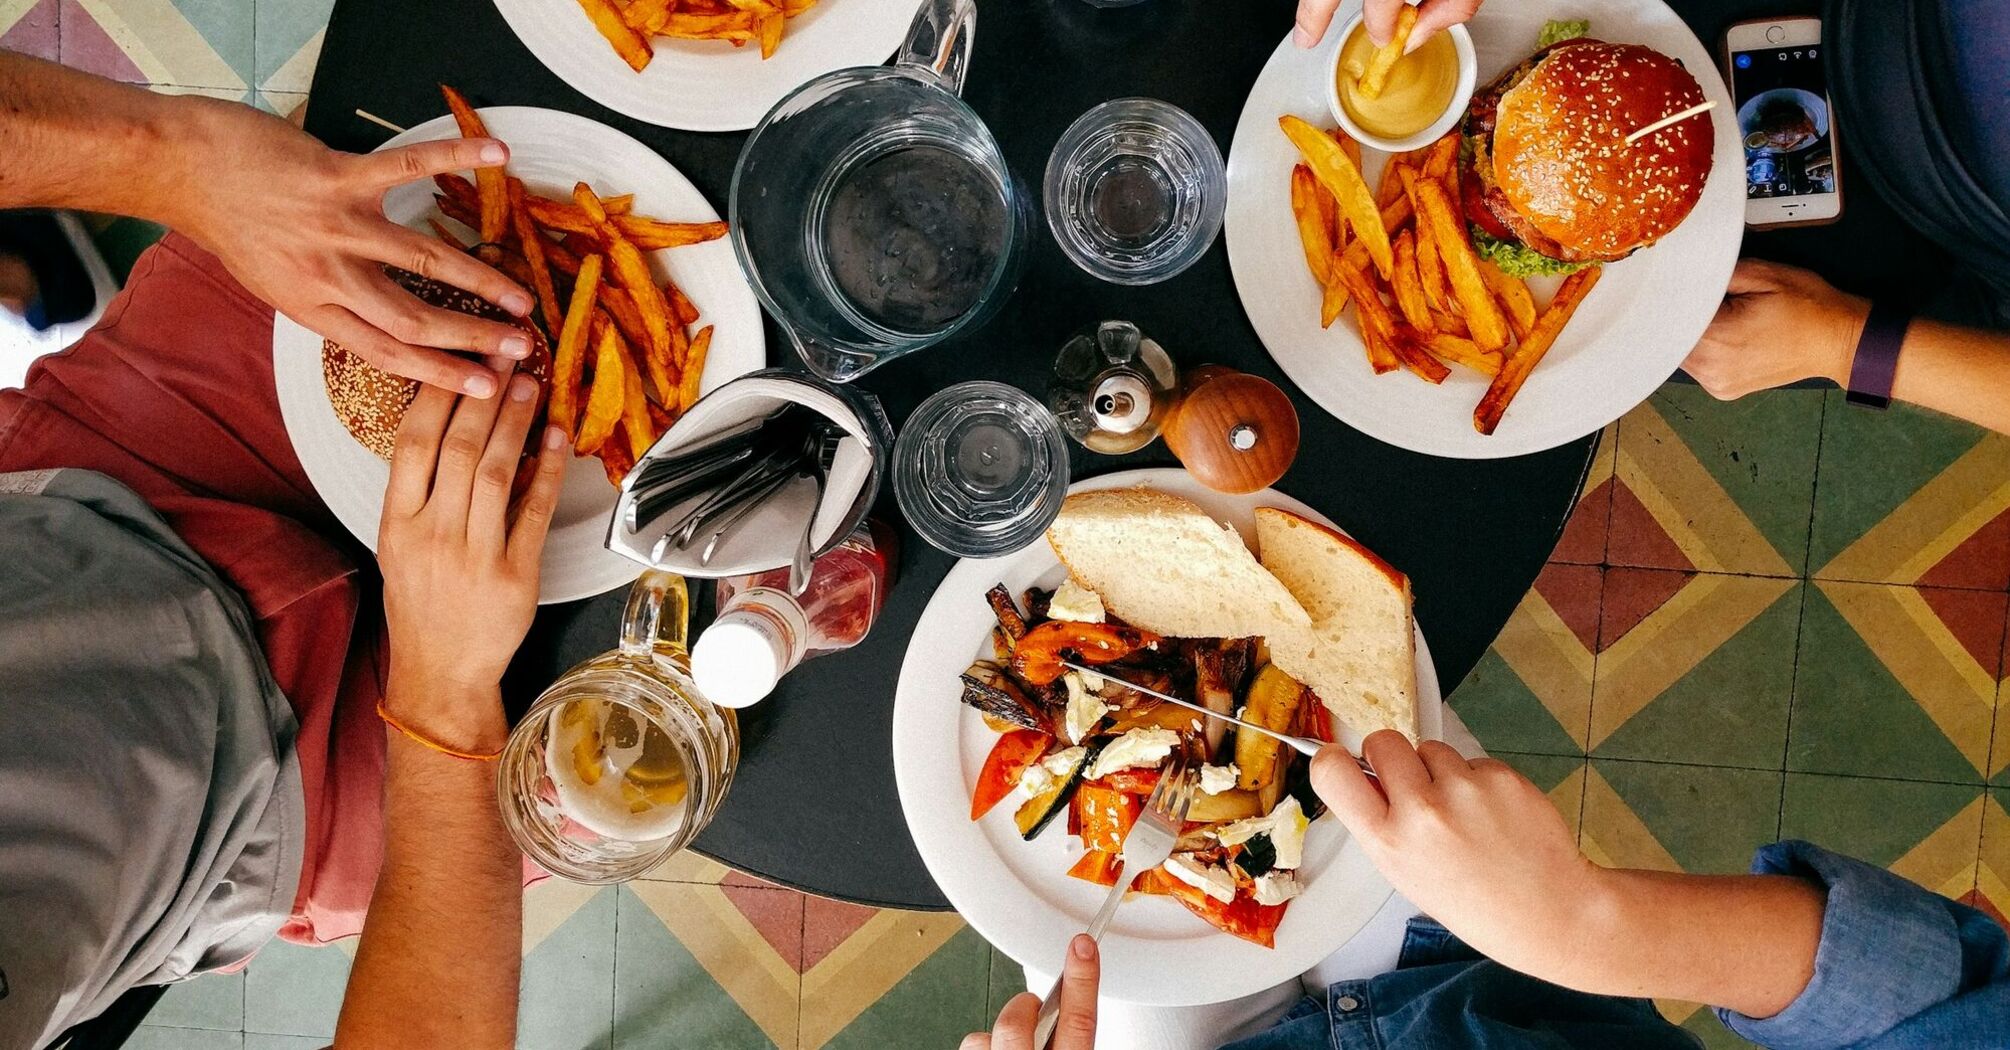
<box><xmin>150</xmin><ymin>970</ymin><xmax>243</xmax><ymax>1031</ymax></box>
<box><xmin>612</xmin><ymin>888</ymin><xmax>776</xmax><ymax>1050</ymax></box>
<box><xmin>1780</xmin><ymin>773</ymin><xmax>1982</xmax><ymax>871</ymax></box>
<box><xmin>1452</xmin><ymin>648</ymin><xmax>1586</xmax><ymax>757</ymax></box>
<box><xmin>1496</xmin><ymin>751</ymin><xmax>1585</xmax><ymax>795</ymax></box>
<box><xmin>1592</xmin><ymin>760</ymin><xmax>1782</xmax><ymax>875</ymax></box>
<box><xmin>254</xmin><ymin>0</ymin><xmax>333</xmax><ymax>89</ymax></box>
<box><xmin>1646</xmin><ymin>384</ymin><xmax>1824</xmax><ymax>573</ymax></box>
<box><xmin>986</xmin><ymin>945</ymin><xmax>1026</xmax><ymax>1022</ymax></box>
<box><xmin>243</xmin><ymin>939</ymin><xmax>350</xmax><ymax>1039</ymax></box>
<box><xmin>243</xmin><ymin>1036</ymin><xmax>327</xmax><ymax>1050</ymax></box>
<box><xmin>1810</xmin><ymin>393</ymin><xmax>1994</xmax><ymax>574</ymax></box>
<box><xmin>823</xmin><ymin>925</ymin><xmax>991</xmax><ymax>1050</ymax></box>
<box><xmin>1594</xmin><ymin>584</ymin><xmax>1802</xmax><ymax>770</ymax></box>
<box><xmin>521</xmin><ymin>886</ymin><xmax>617</xmax><ymax>1050</ymax></box>
<box><xmin>1787</xmin><ymin>585</ymin><xmax>1987</xmax><ymax>783</ymax></box>
<box><xmin>129</xmin><ymin>1027</ymin><xmax>244</xmax><ymax>1050</ymax></box>
<box><xmin>168</xmin><ymin>0</ymin><xmax>254</xmax><ymax>85</ymax></box>
<box><xmin>1682</xmin><ymin>1008</ymin><xmax>1761</xmax><ymax>1049</ymax></box>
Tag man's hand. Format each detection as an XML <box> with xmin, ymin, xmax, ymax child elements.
<box><xmin>1296</xmin><ymin>0</ymin><xmax>1483</xmax><ymax>50</ymax></box>
<box><xmin>172</xmin><ymin>98</ymin><xmax>536</xmax><ymax>397</ymax></box>
<box><xmin>1683</xmin><ymin>258</ymin><xmax>1867</xmax><ymax>401</ymax></box>
<box><xmin>377</xmin><ymin>367</ymin><xmax>565</xmax><ymax>729</ymax></box>
<box><xmin>1311</xmin><ymin>732</ymin><xmax>1605</xmax><ymax>976</ymax></box>
<box><xmin>962</xmin><ymin>935</ymin><xmax>1099</xmax><ymax>1050</ymax></box>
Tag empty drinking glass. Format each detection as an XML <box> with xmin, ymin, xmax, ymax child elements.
<box><xmin>1043</xmin><ymin>98</ymin><xmax>1226</xmax><ymax>285</ymax></box>
<box><xmin>893</xmin><ymin>382</ymin><xmax>1070</xmax><ymax>557</ymax></box>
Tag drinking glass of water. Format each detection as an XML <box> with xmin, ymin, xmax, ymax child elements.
<box><xmin>1043</xmin><ymin>97</ymin><xmax>1226</xmax><ymax>285</ymax></box>
<box><xmin>893</xmin><ymin>382</ymin><xmax>1071</xmax><ymax>557</ymax></box>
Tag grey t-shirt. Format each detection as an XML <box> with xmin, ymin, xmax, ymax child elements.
<box><xmin>0</xmin><ymin>469</ymin><xmax>304</xmax><ymax>1049</ymax></box>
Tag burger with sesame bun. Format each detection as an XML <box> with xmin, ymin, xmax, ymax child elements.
<box><xmin>321</xmin><ymin>266</ymin><xmax>552</xmax><ymax>460</ymax></box>
<box><xmin>1461</xmin><ymin>23</ymin><xmax>1713</xmax><ymax>278</ymax></box>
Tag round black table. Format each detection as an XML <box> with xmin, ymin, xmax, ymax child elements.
<box><xmin>303</xmin><ymin>0</ymin><xmax>1946</xmax><ymax>909</ymax></box>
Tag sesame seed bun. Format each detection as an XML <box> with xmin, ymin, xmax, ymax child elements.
<box><xmin>320</xmin><ymin>267</ymin><xmax>550</xmax><ymax>461</ymax></box>
<box><xmin>1490</xmin><ymin>41</ymin><xmax>1713</xmax><ymax>262</ymax></box>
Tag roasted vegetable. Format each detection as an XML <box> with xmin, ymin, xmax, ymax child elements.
<box><xmin>959</xmin><ymin>662</ymin><xmax>1045</xmax><ymax>733</ymax></box>
<box><xmin>1014</xmin><ymin>741</ymin><xmax>1098</xmax><ymax>840</ymax></box>
<box><xmin>1023</xmin><ymin>587</ymin><xmax>1053</xmax><ymax>622</ymax></box>
<box><xmin>1235</xmin><ymin>664</ymin><xmax>1306</xmax><ymax>790</ymax></box>
<box><xmin>1193</xmin><ymin>645</ymin><xmax>1238</xmax><ymax>759</ymax></box>
<box><xmin>986</xmin><ymin>583</ymin><xmax>1029</xmax><ymax>644</ymax></box>
<box><xmin>971</xmin><ymin>729</ymin><xmax>1050</xmax><ymax>821</ymax></box>
<box><xmin>1075</xmin><ymin>783</ymin><xmax>1143</xmax><ymax>853</ymax></box>
<box><xmin>1009</xmin><ymin>621</ymin><xmax>1161</xmax><ymax>686</ymax></box>
<box><xmin>1067</xmin><ymin>849</ymin><xmax>1123</xmax><ymax>886</ymax></box>
<box><xmin>1108</xmin><ymin>701</ymin><xmax>1204</xmax><ymax>735</ymax></box>
<box><xmin>1186</xmin><ymin>787</ymin><xmax>1264</xmax><ymax>823</ymax></box>
<box><xmin>1233</xmin><ymin>833</ymin><xmax>1279</xmax><ymax>878</ymax></box>
<box><xmin>1139</xmin><ymin>867</ymin><xmax>1289</xmax><ymax>948</ymax></box>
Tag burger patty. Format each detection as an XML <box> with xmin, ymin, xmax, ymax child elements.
<box><xmin>1460</xmin><ymin>39</ymin><xmax>1640</xmax><ymax>265</ymax></box>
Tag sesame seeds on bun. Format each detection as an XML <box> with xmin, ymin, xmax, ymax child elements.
<box><xmin>319</xmin><ymin>266</ymin><xmax>551</xmax><ymax>461</ymax></box>
<box><xmin>1490</xmin><ymin>41</ymin><xmax>1713</xmax><ymax>262</ymax></box>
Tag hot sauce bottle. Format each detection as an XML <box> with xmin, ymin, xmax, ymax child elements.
<box><xmin>690</xmin><ymin>520</ymin><xmax>896</xmax><ymax>708</ymax></box>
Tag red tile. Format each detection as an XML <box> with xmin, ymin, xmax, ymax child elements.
<box><xmin>716</xmin><ymin>883</ymin><xmax>805</xmax><ymax>971</ymax></box>
<box><xmin>1916</xmin><ymin>587</ymin><xmax>2008</xmax><ymax>680</ymax></box>
<box><xmin>0</xmin><ymin>0</ymin><xmax>59</xmax><ymax>60</ymax></box>
<box><xmin>56</xmin><ymin>0</ymin><xmax>145</xmax><ymax>83</ymax></box>
<box><xmin>1599</xmin><ymin>567</ymin><xmax>1693</xmax><ymax>652</ymax></box>
<box><xmin>1917</xmin><ymin>507</ymin><xmax>2010</xmax><ymax>592</ymax></box>
<box><xmin>1552</xmin><ymin>477</ymin><xmax>1612</xmax><ymax>564</ymax></box>
<box><xmin>801</xmin><ymin>895</ymin><xmax>878</xmax><ymax>972</ymax></box>
<box><xmin>1605</xmin><ymin>478</ymin><xmax>1695</xmax><ymax>572</ymax></box>
<box><xmin>1959</xmin><ymin>887</ymin><xmax>2006</xmax><ymax>933</ymax></box>
<box><xmin>1532</xmin><ymin>562</ymin><xmax>1603</xmax><ymax>653</ymax></box>
<box><xmin>720</xmin><ymin>868</ymin><xmax>784</xmax><ymax>892</ymax></box>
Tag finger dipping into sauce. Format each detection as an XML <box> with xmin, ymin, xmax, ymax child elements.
<box><xmin>1336</xmin><ymin>24</ymin><xmax>1459</xmax><ymax>141</ymax></box>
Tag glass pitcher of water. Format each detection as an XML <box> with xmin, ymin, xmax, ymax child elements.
<box><xmin>498</xmin><ymin>571</ymin><xmax>738</xmax><ymax>883</ymax></box>
<box><xmin>730</xmin><ymin>0</ymin><xmax>1027</xmax><ymax>382</ymax></box>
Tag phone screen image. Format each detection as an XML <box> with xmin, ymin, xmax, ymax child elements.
<box><xmin>1731</xmin><ymin>45</ymin><xmax>1835</xmax><ymax>199</ymax></box>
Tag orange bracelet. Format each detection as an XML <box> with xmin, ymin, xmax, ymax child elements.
<box><xmin>376</xmin><ymin>700</ymin><xmax>504</xmax><ymax>762</ymax></box>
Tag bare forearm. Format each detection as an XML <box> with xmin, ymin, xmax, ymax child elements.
<box><xmin>0</xmin><ymin>52</ymin><xmax>201</xmax><ymax>223</ymax></box>
<box><xmin>1888</xmin><ymin>319</ymin><xmax>2010</xmax><ymax>435</ymax></box>
<box><xmin>335</xmin><ymin>676</ymin><xmax>521</xmax><ymax>1050</ymax></box>
<box><xmin>1507</xmin><ymin>869</ymin><xmax>1825</xmax><ymax>1019</ymax></box>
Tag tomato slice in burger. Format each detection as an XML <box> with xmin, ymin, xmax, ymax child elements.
<box><xmin>1461</xmin><ymin>169</ymin><xmax>1514</xmax><ymax>242</ymax></box>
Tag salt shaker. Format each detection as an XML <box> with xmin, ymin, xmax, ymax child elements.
<box><xmin>1047</xmin><ymin>320</ymin><xmax>1179</xmax><ymax>454</ymax></box>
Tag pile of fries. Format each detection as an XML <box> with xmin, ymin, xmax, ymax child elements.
<box><xmin>1278</xmin><ymin>114</ymin><xmax>1603</xmax><ymax>435</ymax></box>
<box><xmin>431</xmin><ymin>85</ymin><xmax>728</xmax><ymax>485</ymax></box>
<box><xmin>576</xmin><ymin>0</ymin><xmax>820</xmax><ymax>68</ymax></box>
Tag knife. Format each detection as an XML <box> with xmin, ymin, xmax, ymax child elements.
<box><xmin>1061</xmin><ymin>660</ymin><xmax>1377</xmax><ymax>777</ymax></box>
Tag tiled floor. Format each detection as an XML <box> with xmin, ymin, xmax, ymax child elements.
<box><xmin>12</xmin><ymin>3</ymin><xmax>2008</xmax><ymax>1049</ymax></box>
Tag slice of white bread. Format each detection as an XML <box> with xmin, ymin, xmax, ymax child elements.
<box><xmin>1255</xmin><ymin>508</ymin><xmax>1419</xmax><ymax>741</ymax></box>
<box><xmin>1046</xmin><ymin>489</ymin><xmax>1311</xmax><ymax>640</ymax></box>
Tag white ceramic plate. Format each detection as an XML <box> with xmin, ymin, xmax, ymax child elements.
<box><xmin>892</xmin><ymin>468</ymin><xmax>1445</xmax><ymax>1007</ymax></box>
<box><xmin>1224</xmin><ymin>0</ymin><xmax>1743</xmax><ymax>459</ymax></box>
<box><xmin>273</xmin><ymin>107</ymin><xmax>765</xmax><ymax>604</ymax></box>
<box><xmin>491</xmin><ymin>0</ymin><xmax>926</xmax><ymax>132</ymax></box>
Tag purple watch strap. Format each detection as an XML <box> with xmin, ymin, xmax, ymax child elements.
<box><xmin>1845</xmin><ymin>301</ymin><xmax>1910</xmax><ymax>410</ymax></box>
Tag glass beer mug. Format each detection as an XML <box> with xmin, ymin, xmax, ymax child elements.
<box><xmin>498</xmin><ymin>571</ymin><xmax>737</xmax><ymax>884</ymax></box>
<box><xmin>729</xmin><ymin>0</ymin><xmax>1028</xmax><ymax>382</ymax></box>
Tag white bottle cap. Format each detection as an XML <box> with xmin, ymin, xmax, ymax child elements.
<box><xmin>691</xmin><ymin>613</ymin><xmax>787</xmax><ymax>709</ymax></box>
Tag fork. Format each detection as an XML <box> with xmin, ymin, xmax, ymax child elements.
<box><xmin>1030</xmin><ymin>757</ymin><xmax>1197</xmax><ymax>1049</ymax></box>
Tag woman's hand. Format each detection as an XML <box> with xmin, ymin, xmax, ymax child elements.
<box><xmin>1683</xmin><ymin>258</ymin><xmax>1867</xmax><ymax>400</ymax></box>
<box><xmin>1311</xmin><ymin>732</ymin><xmax>1607</xmax><ymax>976</ymax></box>
<box><xmin>1296</xmin><ymin>0</ymin><xmax>1483</xmax><ymax>50</ymax></box>
<box><xmin>961</xmin><ymin>935</ymin><xmax>1099</xmax><ymax>1050</ymax></box>
<box><xmin>170</xmin><ymin>97</ymin><xmax>535</xmax><ymax>397</ymax></box>
<box><xmin>377</xmin><ymin>367</ymin><xmax>566</xmax><ymax>734</ymax></box>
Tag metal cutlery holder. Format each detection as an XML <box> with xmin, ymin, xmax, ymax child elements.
<box><xmin>607</xmin><ymin>370</ymin><xmax>893</xmax><ymax>580</ymax></box>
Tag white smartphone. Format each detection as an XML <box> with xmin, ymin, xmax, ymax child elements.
<box><xmin>1723</xmin><ymin>17</ymin><xmax>1843</xmax><ymax>228</ymax></box>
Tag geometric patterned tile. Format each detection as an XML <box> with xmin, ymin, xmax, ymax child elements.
<box><xmin>0</xmin><ymin>0</ymin><xmax>60</xmax><ymax>59</ymax></box>
<box><xmin>1788</xmin><ymin>581</ymin><xmax>2003</xmax><ymax>783</ymax></box>
<box><xmin>813</xmin><ymin>925</ymin><xmax>990</xmax><ymax>1050</ymax></box>
<box><xmin>243</xmin><ymin>938</ymin><xmax>351</xmax><ymax>1040</ymax></box>
<box><xmin>800</xmin><ymin>908</ymin><xmax>968</xmax><ymax>1050</ymax></box>
<box><xmin>1611</xmin><ymin>385</ymin><xmax>1821</xmax><ymax>575</ymax></box>
<box><xmin>985</xmin><ymin>945</ymin><xmax>1026</xmax><ymax>1021</ymax></box>
<box><xmin>1451</xmin><ymin>563</ymin><xmax>1599</xmax><ymax>755</ymax></box>
<box><xmin>1580</xmin><ymin>759</ymin><xmax>1782</xmax><ymax>875</ymax></box>
<box><xmin>61</xmin><ymin>0</ymin><xmax>249</xmax><ymax>89</ymax></box>
<box><xmin>1552</xmin><ymin>421</ymin><xmax>1617</xmax><ymax>564</ymax></box>
<box><xmin>1811</xmin><ymin>393</ymin><xmax>2010</xmax><ymax>591</ymax></box>
<box><xmin>243</xmin><ymin>1036</ymin><xmax>328</xmax><ymax>1050</ymax></box>
<box><xmin>1779</xmin><ymin>772</ymin><xmax>1984</xmax><ymax>899</ymax></box>
<box><xmin>254</xmin><ymin>0</ymin><xmax>330</xmax><ymax>91</ymax></box>
<box><xmin>149</xmin><ymin>968</ymin><xmax>243</xmax><ymax>1032</ymax></box>
<box><xmin>127</xmin><ymin>1028</ymin><xmax>245</xmax><ymax>1050</ymax></box>
<box><xmin>1591</xmin><ymin>573</ymin><xmax>1800</xmax><ymax>769</ymax></box>
<box><xmin>256</xmin><ymin>89</ymin><xmax>310</xmax><ymax>120</ymax></box>
<box><xmin>521</xmin><ymin>883</ymin><xmax>617</xmax><ymax>1050</ymax></box>
<box><xmin>615</xmin><ymin>884</ymin><xmax>786</xmax><ymax>1049</ymax></box>
<box><xmin>1980</xmin><ymin>791</ymin><xmax>2010</xmax><ymax>928</ymax></box>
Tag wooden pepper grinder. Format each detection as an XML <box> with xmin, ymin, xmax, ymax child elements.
<box><xmin>1162</xmin><ymin>365</ymin><xmax>1300</xmax><ymax>494</ymax></box>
